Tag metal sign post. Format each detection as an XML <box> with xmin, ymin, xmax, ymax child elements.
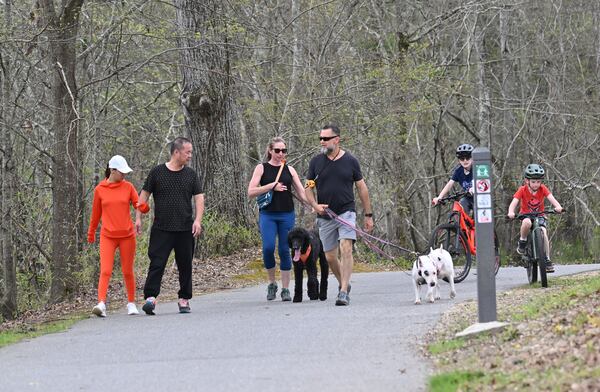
<box><xmin>473</xmin><ymin>147</ymin><xmax>497</xmax><ymax>323</ymax></box>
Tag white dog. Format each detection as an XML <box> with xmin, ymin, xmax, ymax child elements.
<box><xmin>412</xmin><ymin>245</ymin><xmax>456</xmax><ymax>304</ymax></box>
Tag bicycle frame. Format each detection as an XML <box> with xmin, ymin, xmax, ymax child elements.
<box><xmin>447</xmin><ymin>200</ymin><xmax>476</xmax><ymax>255</ymax></box>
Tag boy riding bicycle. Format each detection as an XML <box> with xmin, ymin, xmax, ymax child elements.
<box><xmin>432</xmin><ymin>143</ymin><xmax>475</xmax><ymax>215</ymax></box>
<box><xmin>507</xmin><ymin>164</ymin><xmax>563</xmax><ymax>273</ymax></box>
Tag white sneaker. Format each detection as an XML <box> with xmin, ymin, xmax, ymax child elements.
<box><xmin>127</xmin><ymin>302</ymin><xmax>139</xmax><ymax>315</ymax></box>
<box><xmin>92</xmin><ymin>302</ymin><xmax>106</xmax><ymax>317</ymax></box>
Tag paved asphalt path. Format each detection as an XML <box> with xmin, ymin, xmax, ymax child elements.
<box><xmin>1</xmin><ymin>264</ymin><xmax>599</xmax><ymax>392</ymax></box>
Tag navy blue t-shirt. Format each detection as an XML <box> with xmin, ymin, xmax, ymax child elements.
<box><xmin>307</xmin><ymin>151</ymin><xmax>363</xmax><ymax>215</ymax></box>
<box><xmin>451</xmin><ymin>165</ymin><xmax>473</xmax><ymax>192</ymax></box>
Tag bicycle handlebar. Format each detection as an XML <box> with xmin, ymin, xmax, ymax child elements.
<box><xmin>436</xmin><ymin>192</ymin><xmax>469</xmax><ymax>205</ymax></box>
<box><xmin>514</xmin><ymin>210</ymin><xmax>563</xmax><ymax>220</ymax></box>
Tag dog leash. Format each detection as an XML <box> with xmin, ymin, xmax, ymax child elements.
<box><xmin>289</xmin><ymin>189</ymin><xmax>420</xmax><ymax>261</ymax></box>
<box><xmin>323</xmin><ymin>208</ymin><xmax>420</xmax><ymax>257</ymax></box>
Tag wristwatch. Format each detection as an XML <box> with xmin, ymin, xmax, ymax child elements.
<box><xmin>364</xmin><ymin>213</ymin><xmax>373</xmax><ymax>218</ymax></box>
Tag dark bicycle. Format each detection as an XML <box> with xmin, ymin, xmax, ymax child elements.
<box><xmin>514</xmin><ymin>210</ymin><xmax>559</xmax><ymax>288</ymax></box>
<box><xmin>430</xmin><ymin>192</ymin><xmax>500</xmax><ymax>283</ymax></box>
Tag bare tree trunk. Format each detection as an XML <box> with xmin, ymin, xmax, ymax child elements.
<box><xmin>174</xmin><ymin>0</ymin><xmax>248</xmax><ymax>231</ymax></box>
<box><xmin>0</xmin><ymin>0</ymin><xmax>17</xmax><ymax>319</ymax></box>
<box><xmin>39</xmin><ymin>0</ymin><xmax>85</xmax><ymax>302</ymax></box>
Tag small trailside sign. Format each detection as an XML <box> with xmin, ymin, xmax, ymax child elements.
<box><xmin>476</xmin><ymin>164</ymin><xmax>490</xmax><ymax>178</ymax></box>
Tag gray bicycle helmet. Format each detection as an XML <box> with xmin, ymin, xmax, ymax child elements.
<box><xmin>455</xmin><ymin>143</ymin><xmax>474</xmax><ymax>158</ymax></box>
<box><xmin>524</xmin><ymin>163</ymin><xmax>545</xmax><ymax>179</ymax></box>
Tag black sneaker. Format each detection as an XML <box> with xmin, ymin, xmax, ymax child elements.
<box><xmin>178</xmin><ymin>298</ymin><xmax>191</xmax><ymax>313</ymax></box>
<box><xmin>142</xmin><ymin>297</ymin><xmax>156</xmax><ymax>315</ymax></box>
<box><xmin>266</xmin><ymin>283</ymin><xmax>278</xmax><ymax>301</ymax></box>
<box><xmin>335</xmin><ymin>291</ymin><xmax>349</xmax><ymax>306</ymax></box>
<box><xmin>516</xmin><ymin>239</ymin><xmax>527</xmax><ymax>255</ymax></box>
<box><xmin>545</xmin><ymin>259</ymin><xmax>555</xmax><ymax>273</ymax></box>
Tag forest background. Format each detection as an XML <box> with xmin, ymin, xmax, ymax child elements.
<box><xmin>1</xmin><ymin>0</ymin><xmax>599</xmax><ymax>321</ymax></box>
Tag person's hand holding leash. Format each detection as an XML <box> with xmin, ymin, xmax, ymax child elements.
<box><xmin>313</xmin><ymin>204</ymin><xmax>328</xmax><ymax>216</ymax></box>
<box><xmin>364</xmin><ymin>216</ymin><xmax>374</xmax><ymax>233</ymax></box>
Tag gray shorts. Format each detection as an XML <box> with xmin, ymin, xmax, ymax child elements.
<box><xmin>316</xmin><ymin>211</ymin><xmax>357</xmax><ymax>252</ymax></box>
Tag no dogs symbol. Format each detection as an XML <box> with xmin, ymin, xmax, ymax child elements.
<box><xmin>476</xmin><ymin>179</ymin><xmax>491</xmax><ymax>193</ymax></box>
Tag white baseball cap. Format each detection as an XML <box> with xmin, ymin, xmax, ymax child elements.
<box><xmin>108</xmin><ymin>155</ymin><xmax>133</xmax><ymax>174</ymax></box>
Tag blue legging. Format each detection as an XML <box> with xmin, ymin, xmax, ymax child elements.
<box><xmin>258</xmin><ymin>210</ymin><xmax>295</xmax><ymax>271</ymax></box>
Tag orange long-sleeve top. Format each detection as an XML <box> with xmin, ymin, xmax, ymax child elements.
<box><xmin>88</xmin><ymin>179</ymin><xmax>139</xmax><ymax>240</ymax></box>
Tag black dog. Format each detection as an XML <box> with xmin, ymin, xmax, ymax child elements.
<box><xmin>287</xmin><ymin>227</ymin><xmax>329</xmax><ymax>302</ymax></box>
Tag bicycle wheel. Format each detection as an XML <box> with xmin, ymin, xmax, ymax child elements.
<box><xmin>527</xmin><ymin>257</ymin><xmax>538</xmax><ymax>284</ymax></box>
<box><xmin>429</xmin><ymin>223</ymin><xmax>472</xmax><ymax>283</ymax></box>
<box><xmin>534</xmin><ymin>229</ymin><xmax>548</xmax><ymax>288</ymax></box>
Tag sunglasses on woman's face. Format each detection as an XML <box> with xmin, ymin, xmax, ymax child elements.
<box><xmin>319</xmin><ymin>135</ymin><xmax>338</xmax><ymax>141</ymax></box>
<box><xmin>273</xmin><ymin>148</ymin><xmax>287</xmax><ymax>154</ymax></box>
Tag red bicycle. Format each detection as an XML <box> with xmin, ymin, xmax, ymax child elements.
<box><xmin>430</xmin><ymin>192</ymin><xmax>500</xmax><ymax>283</ymax></box>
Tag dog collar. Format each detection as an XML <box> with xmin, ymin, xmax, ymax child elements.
<box><xmin>300</xmin><ymin>244</ymin><xmax>312</xmax><ymax>264</ymax></box>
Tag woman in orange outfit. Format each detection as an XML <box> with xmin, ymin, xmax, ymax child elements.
<box><xmin>87</xmin><ymin>155</ymin><xmax>149</xmax><ymax>317</ymax></box>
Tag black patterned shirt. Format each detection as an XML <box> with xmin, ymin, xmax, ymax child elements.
<box><xmin>142</xmin><ymin>164</ymin><xmax>203</xmax><ymax>231</ymax></box>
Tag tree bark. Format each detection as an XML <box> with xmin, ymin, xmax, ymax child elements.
<box><xmin>39</xmin><ymin>0</ymin><xmax>85</xmax><ymax>301</ymax></box>
<box><xmin>174</xmin><ymin>0</ymin><xmax>248</xmax><ymax>231</ymax></box>
<box><xmin>0</xmin><ymin>0</ymin><xmax>17</xmax><ymax>319</ymax></box>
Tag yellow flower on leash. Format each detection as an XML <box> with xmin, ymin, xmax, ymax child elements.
<box><xmin>305</xmin><ymin>180</ymin><xmax>316</xmax><ymax>189</ymax></box>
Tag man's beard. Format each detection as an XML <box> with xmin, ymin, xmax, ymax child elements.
<box><xmin>321</xmin><ymin>146</ymin><xmax>334</xmax><ymax>155</ymax></box>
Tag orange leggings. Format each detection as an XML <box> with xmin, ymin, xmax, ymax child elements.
<box><xmin>98</xmin><ymin>234</ymin><xmax>136</xmax><ymax>302</ymax></box>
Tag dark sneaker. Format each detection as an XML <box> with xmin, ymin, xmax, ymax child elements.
<box><xmin>281</xmin><ymin>288</ymin><xmax>291</xmax><ymax>302</ymax></box>
<box><xmin>142</xmin><ymin>297</ymin><xmax>156</xmax><ymax>315</ymax></box>
<box><xmin>267</xmin><ymin>283</ymin><xmax>278</xmax><ymax>301</ymax></box>
<box><xmin>545</xmin><ymin>259</ymin><xmax>555</xmax><ymax>273</ymax></box>
<box><xmin>335</xmin><ymin>291</ymin><xmax>349</xmax><ymax>306</ymax></box>
<box><xmin>178</xmin><ymin>298</ymin><xmax>191</xmax><ymax>313</ymax></box>
<box><xmin>516</xmin><ymin>239</ymin><xmax>527</xmax><ymax>255</ymax></box>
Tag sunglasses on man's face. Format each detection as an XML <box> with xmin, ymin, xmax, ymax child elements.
<box><xmin>319</xmin><ymin>135</ymin><xmax>338</xmax><ymax>141</ymax></box>
<box><xmin>273</xmin><ymin>148</ymin><xmax>287</xmax><ymax>154</ymax></box>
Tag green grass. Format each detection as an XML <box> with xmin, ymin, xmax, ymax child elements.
<box><xmin>428</xmin><ymin>338</ymin><xmax>467</xmax><ymax>355</ymax></box>
<box><xmin>233</xmin><ymin>259</ymin><xmax>266</xmax><ymax>283</ymax></box>
<box><xmin>429</xmin><ymin>371</ymin><xmax>485</xmax><ymax>392</ymax></box>
<box><xmin>0</xmin><ymin>315</ymin><xmax>86</xmax><ymax>348</ymax></box>
<box><xmin>509</xmin><ymin>274</ymin><xmax>600</xmax><ymax>322</ymax></box>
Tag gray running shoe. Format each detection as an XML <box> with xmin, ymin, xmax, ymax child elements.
<box><xmin>281</xmin><ymin>288</ymin><xmax>291</xmax><ymax>302</ymax></box>
<box><xmin>335</xmin><ymin>291</ymin><xmax>349</xmax><ymax>306</ymax></box>
<box><xmin>338</xmin><ymin>284</ymin><xmax>351</xmax><ymax>295</ymax></box>
<box><xmin>267</xmin><ymin>283</ymin><xmax>278</xmax><ymax>301</ymax></box>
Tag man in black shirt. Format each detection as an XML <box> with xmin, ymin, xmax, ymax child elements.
<box><xmin>135</xmin><ymin>137</ymin><xmax>204</xmax><ymax>314</ymax></box>
<box><xmin>305</xmin><ymin>124</ymin><xmax>373</xmax><ymax>306</ymax></box>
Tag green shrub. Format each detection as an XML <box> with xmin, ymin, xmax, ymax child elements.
<box><xmin>198</xmin><ymin>212</ymin><xmax>260</xmax><ymax>258</ymax></box>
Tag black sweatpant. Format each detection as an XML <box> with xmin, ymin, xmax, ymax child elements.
<box><xmin>143</xmin><ymin>227</ymin><xmax>195</xmax><ymax>300</ymax></box>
